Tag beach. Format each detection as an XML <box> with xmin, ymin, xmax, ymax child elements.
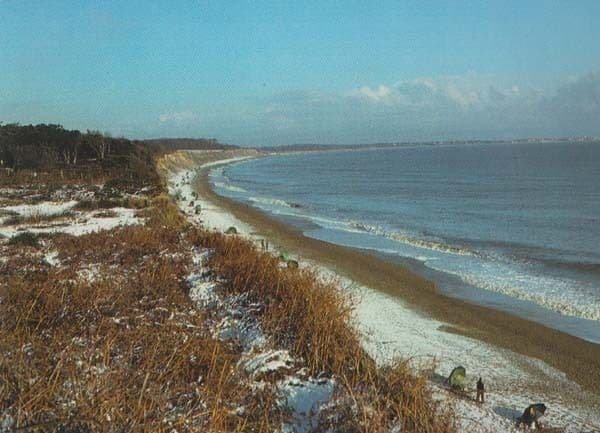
<box><xmin>166</xmin><ymin>149</ymin><xmax>600</xmax><ymax>432</ymax></box>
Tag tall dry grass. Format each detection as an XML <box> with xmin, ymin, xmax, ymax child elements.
<box><xmin>0</xmin><ymin>154</ymin><xmax>457</xmax><ymax>432</ymax></box>
<box><xmin>191</xmin><ymin>230</ymin><xmax>456</xmax><ymax>433</ymax></box>
<box><xmin>0</xmin><ymin>222</ymin><xmax>282</xmax><ymax>432</ymax></box>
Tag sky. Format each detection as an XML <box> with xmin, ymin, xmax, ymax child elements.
<box><xmin>1</xmin><ymin>0</ymin><xmax>600</xmax><ymax>146</ymax></box>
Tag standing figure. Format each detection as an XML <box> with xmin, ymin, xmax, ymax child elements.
<box><xmin>476</xmin><ymin>377</ymin><xmax>485</xmax><ymax>403</ymax></box>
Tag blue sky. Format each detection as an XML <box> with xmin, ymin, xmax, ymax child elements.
<box><xmin>2</xmin><ymin>1</ymin><xmax>600</xmax><ymax>145</ymax></box>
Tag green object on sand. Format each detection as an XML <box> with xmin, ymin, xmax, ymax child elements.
<box><xmin>448</xmin><ymin>366</ymin><xmax>467</xmax><ymax>390</ymax></box>
<box><xmin>279</xmin><ymin>251</ymin><xmax>290</xmax><ymax>262</ymax></box>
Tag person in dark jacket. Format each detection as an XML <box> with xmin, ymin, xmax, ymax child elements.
<box><xmin>516</xmin><ymin>404</ymin><xmax>546</xmax><ymax>429</ymax></box>
<box><xmin>476</xmin><ymin>377</ymin><xmax>485</xmax><ymax>403</ymax></box>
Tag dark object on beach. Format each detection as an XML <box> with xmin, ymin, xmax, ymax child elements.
<box><xmin>287</xmin><ymin>259</ymin><xmax>299</xmax><ymax>269</ymax></box>
<box><xmin>476</xmin><ymin>377</ymin><xmax>485</xmax><ymax>403</ymax></box>
<box><xmin>189</xmin><ymin>200</ymin><xmax>195</xmax><ymax>207</ymax></box>
<box><xmin>195</xmin><ymin>204</ymin><xmax>202</xmax><ymax>215</ymax></box>
<box><xmin>447</xmin><ymin>366</ymin><xmax>467</xmax><ymax>390</ymax></box>
<box><xmin>225</xmin><ymin>226</ymin><xmax>238</xmax><ymax>235</ymax></box>
<box><xmin>516</xmin><ymin>403</ymin><xmax>546</xmax><ymax>429</ymax></box>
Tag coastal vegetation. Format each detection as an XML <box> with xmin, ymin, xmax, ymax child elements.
<box><xmin>0</xmin><ymin>130</ymin><xmax>457</xmax><ymax>432</ymax></box>
<box><xmin>0</xmin><ymin>123</ymin><xmax>232</xmax><ymax>187</ymax></box>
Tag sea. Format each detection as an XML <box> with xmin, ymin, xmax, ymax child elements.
<box><xmin>210</xmin><ymin>141</ymin><xmax>600</xmax><ymax>343</ymax></box>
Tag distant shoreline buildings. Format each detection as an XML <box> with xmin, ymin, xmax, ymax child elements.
<box><xmin>264</xmin><ymin>136</ymin><xmax>600</xmax><ymax>153</ymax></box>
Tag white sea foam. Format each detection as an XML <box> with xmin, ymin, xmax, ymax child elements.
<box><xmin>248</xmin><ymin>196</ymin><xmax>296</xmax><ymax>209</ymax></box>
<box><xmin>213</xmin><ymin>181</ymin><xmax>247</xmax><ymax>193</ymax></box>
<box><xmin>291</xmin><ymin>214</ymin><xmax>600</xmax><ymax>323</ymax></box>
<box><xmin>459</xmin><ymin>272</ymin><xmax>600</xmax><ymax>322</ymax></box>
<box><xmin>348</xmin><ymin>221</ymin><xmax>478</xmax><ymax>256</ymax></box>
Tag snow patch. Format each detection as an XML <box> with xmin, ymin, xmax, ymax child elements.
<box><xmin>241</xmin><ymin>350</ymin><xmax>294</xmax><ymax>379</ymax></box>
<box><xmin>77</xmin><ymin>264</ymin><xmax>101</xmax><ymax>282</ymax></box>
<box><xmin>0</xmin><ymin>207</ymin><xmax>142</xmax><ymax>239</ymax></box>
<box><xmin>44</xmin><ymin>250</ymin><xmax>60</xmax><ymax>266</ymax></box>
<box><xmin>2</xmin><ymin>200</ymin><xmax>78</xmax><ymax>217</ymax></box>
<box><xmin>278</xmin><ymin>376</ymin><xmax>336</xmax><ymax>433</ymax></box>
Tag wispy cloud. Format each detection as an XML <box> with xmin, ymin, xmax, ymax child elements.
<box><xmin>158</xmin><ymin>110</ymin><xmax>197</xmax><ymax>125</ymax></box>
<box><xmin>348</xmin><ymin>75</ymin><xmax>526</xmax><ymax>110</ymax></box>
<box><xmin>349</xmin><ymin>85</ymin><xmax>396</xmax><ymax>103</ymax></box>
<box><xmin>129</xmin><ymin>72</ymin><xmax>600</xmax><ymax>145</ymax></box>
<box><xmin>244</xmin><ymin>72</ymin><xmax>600</xmax><ymax>144</ymax></box>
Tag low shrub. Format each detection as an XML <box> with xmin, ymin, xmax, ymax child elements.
<box><xmin>8</xmin><ymin>231</ymin><xmax>42</xmax><ymax>247</ymax></box>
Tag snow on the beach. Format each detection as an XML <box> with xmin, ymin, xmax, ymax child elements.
<box><xmin>350</xmin><ymin>283</ymin><xmax>600</xmax><ymax>432</ymax></box>
<box><xmin>168</xmin><ymin>158</ymin><xmax>254</xmax><ymax>235</ymax></box>
<box><xmin>169</xmin><ymin>156</ymin><xmax>600</xmax><ymax>433</ymax></box>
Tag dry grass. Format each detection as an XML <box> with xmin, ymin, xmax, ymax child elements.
<box><xmin>191</xmin><ymin>230</ymin><xmax>457</xmax><ymax>433</ymax></box>
<box><xmin>141</xmin><ymin>193</ymin><xmax>188</xmax><ymax>229</ymax></box>
<box><xmin>0</xmin><ymin>157</ymin><xmax>457</xmax><ymax>432</ymax></box>
<box><xmin>0</xmin><ymin>162</ymin><xmax>161</xmax><ymax>191</ymax></box>
<box><xmin>75</xmin><ymin>197</ymin><xmax>151</xmax><ymax>211</ymax></box>
<box><xmin>2</xmin><ymin>210</ymin><xmax>75</xmax><ymax>226</ymax></box>
<box><xmin>0</xmin><ymin>225</ymin><xmax>281</xmax><ymax>432</ymax></box>
<box><xmin>1</xmin><ymin>221</ymin><xmax>454</xmax><ymax>432</ymax></box>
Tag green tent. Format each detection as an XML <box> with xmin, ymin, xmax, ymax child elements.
<box><xmin>279</xmin><ymin>251</ymin><xmax>290</xmax><ymax>262</ymax></box>
<box><xmin>448</xmin><ymin>366</ymin><xmax>467</xmax><ymax>390</ymax></box>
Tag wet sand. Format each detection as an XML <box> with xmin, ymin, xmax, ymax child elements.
<box><xmin>192</xmin><ymin>152</ymin><xmax>600</xmax><ymax>395</ymax></box>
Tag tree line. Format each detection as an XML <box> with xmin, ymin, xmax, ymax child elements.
<box><xmin>0</xmin><ymin>123</ymin><xmax>235</xmax><ymax>171</ymax></box>
<box><xmin>141</xmin><ymin>137</ymin><xmax>237</xmax><ymax>151</ymax></box>
<box><xmin>0</xmin><ymin>123</ymin><xmax>144</xmax><ymax>170</ymax></box>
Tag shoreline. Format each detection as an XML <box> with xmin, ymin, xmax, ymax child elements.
<box><xmin>188</xmin><ymin>151</ymin><xmax>600</xmax><ymax>397</ymax></box>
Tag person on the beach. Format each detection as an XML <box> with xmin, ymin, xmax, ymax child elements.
<box><xmin>476</xmin><ymin>377</ymin><xmax>485</xmax><ymax>403</ymax></box>
<box><xmin>516</xmin><ymin>404</ymin><xmax>546</xmax><ymax>429</ymax></box>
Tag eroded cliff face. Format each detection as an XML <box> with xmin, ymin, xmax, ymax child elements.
<box><xmin>156</xmin><ymin>148</ymin><xmax>261</xmax><ymax>181</ymax></box>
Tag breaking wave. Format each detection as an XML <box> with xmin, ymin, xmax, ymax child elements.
<box><xmin>248</xmin><ymin>196</ymin><xmax>302</xmax><ymax>209</ymax></box>
<box><xmin>213</xmin><ymin>182</ymin><xmax>248</xmax><ymax>193</ymax></box>
<box><xmin>460</xmin><ymin>273</ymin><xmax>600</xmax><ymax>322</ymax></box>
<box><xmin>348</xmin><ymin>222</ymin><xmax>479</xmax><ymax>257</ymax></box>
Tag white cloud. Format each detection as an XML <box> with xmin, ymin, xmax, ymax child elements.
<box><xmin>350</xmin><ymin>85</ymin><xmax>395</xmax><ymax>103</ymax></box>
<box><xmin>349</xmin><ymin>76</ymin><xmax>526</xmax><ymax>110</ymax></box>
<box><xmin>158</xmin><ymin>110</ymin><xmax>197</xmax><ymax>125</ymax></box>
<box><xmin>200</xmin><ymin>71</ymin><xmax>600</xmax><ymax>145</ymax></box>
<box><xmin>443</xmin><ymin>82</ymin><xmax>480</xmax><ymax>107</ymax></box>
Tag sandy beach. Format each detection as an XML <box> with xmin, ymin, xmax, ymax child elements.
<box><xmin>166</xmin><ymin>149</ymin><xmax>600</xmax><ymax>432</ymax></box>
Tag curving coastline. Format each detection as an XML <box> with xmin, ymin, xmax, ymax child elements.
<box><xmin>184</xmin><ymin>150</ymin><xmax>600</xmax><ymax>400</ymax></box>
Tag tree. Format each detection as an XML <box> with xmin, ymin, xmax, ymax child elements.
<box><xmin>60</xmin><ymin>130</ymin><xmax>82</xmax><ymax>165</ymax></box>
<box><xmin>85</xmin><ymin>130</ymin><xmax>108</xmax><ymax>160</ymax></box>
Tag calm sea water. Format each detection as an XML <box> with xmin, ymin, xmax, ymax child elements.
<box><xmin>211</xmin><ymin>142</ymin><xmax>600</xmax><ymax>342</ymax></box>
